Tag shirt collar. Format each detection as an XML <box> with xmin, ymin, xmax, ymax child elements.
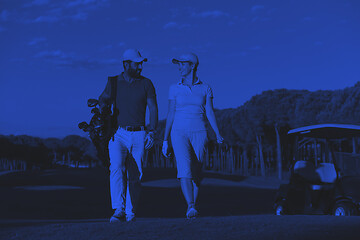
<box><xmin>178</xmin><ymin>77</ymin><xmax>202</xmax><ymax>85</ymax></box>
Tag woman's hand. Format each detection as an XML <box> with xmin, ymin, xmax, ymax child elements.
<box><xmin>216</xmin><ymin>134</ymin><xmax>224</xmax><ymax>144</ymax></box>
<box><xmin>162</xmin><ymin>140</ymin><xmax>171</xmax><ymax>157</ymax></box>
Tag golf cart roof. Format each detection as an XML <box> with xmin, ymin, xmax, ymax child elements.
<box><xmin>288</xmin><ymin>124</ymin><xmax>360</xmax><ymax>139</ymax></box>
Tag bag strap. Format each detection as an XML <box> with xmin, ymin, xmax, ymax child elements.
<box><xmin>109</xmin><ymin>76</ymin><xmax>118</xmax><ymax>141</ymax></box>
<box><xmin>109</xmin><ymin>76</ymin><xmax>117</xmax><ymax>109</ymax></box>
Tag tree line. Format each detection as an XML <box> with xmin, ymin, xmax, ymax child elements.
<box><xmin>0</xmin><ymin>135</ymin><xmax>99</xmax><ymax>171</ymax></box>
<box><xmin>2</xmin><ymin>82</ymin><xmax>360</xmax><ymax>177</ymax></box>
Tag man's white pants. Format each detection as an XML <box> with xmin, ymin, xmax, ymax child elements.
<box><xmin>108</xmin><ymin>127</ymin><xmax>145</xmax><ymax>216</ymax></box>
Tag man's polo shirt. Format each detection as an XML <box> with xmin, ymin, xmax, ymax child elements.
<box><xmin>168</xmin><ymin>78</ymin><xmax>213</xmax><ymax>131</ymax></box>
<box><xmin>100</xmin><ymin>73</ymin><xmax>156</xmax><ymax>128</ymax></box>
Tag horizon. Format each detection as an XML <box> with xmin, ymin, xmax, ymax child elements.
<box><xmin>1</xmin><ymin>0</ymin><xmax>359</xmax><ymax>138</ymax></box>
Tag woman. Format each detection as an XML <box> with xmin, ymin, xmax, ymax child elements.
<box><xmin>162</xmin><ymin>53</ymin><xmax>223</xmax><ymax>219</ymax></box>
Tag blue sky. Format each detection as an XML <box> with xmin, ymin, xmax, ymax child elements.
<box><xmin>0</xmin><ymin>0</ymin><xmax>359</xmax><ymax>138</ymax></box>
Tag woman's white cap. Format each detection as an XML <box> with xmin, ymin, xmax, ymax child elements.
<box><xmin>172</xmin><ymin>53</ymin><xmax>199</xmax><ymax>65</ymax></box>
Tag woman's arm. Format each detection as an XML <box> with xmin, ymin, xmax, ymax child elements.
<box><xmin>162</xmin><ymin>99</ymin><xmax>176</xmax><ymax>157</ymax></box>
<box><xmin>164</xmin><ymin>99</ymin><xmax>176</xmax><ymax>141</ymax></box>
<box><xmin>205</xmin><ymin>96</ymin><xmax>223</xmax><ymax>142</ymax></box>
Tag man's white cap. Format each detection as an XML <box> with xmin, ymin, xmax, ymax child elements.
<box><xmin>123</xmin><ymin>49</ymin><xmax>147</xmax><ymax>63</ymax></box>
<box><xmin>172</xmin><ymin>53</ymin><xmax>199</xmax><ymax>65</ymax></box>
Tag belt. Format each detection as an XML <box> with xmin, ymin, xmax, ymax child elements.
<box><xmin>121</xmin><ymin>126</ymin><xmax>146</xmax><ymax>131</ymax></box>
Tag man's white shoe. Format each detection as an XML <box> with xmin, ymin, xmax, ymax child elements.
<box><xmin>126</xmin><ymin>214</ymin><xmax>136</xmax><ymax>222</ymax></box>
<box><xmin>110</xmin><ymin>209</ymin><xmax>125</xmax><ymax>223</ymax></box>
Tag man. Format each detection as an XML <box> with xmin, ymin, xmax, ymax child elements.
<box><xmin>99</xmin><ymin>49</ymin><xmax>158</xmax><ymax>222</ymax></box>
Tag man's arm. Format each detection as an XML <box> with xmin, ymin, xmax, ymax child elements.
<box><xmin>144</xmin><ymin>97</ymin><xmax>158</xmax><ymax>150</ymax></box>
<box><xmin>145</xmin><ymin>78</ymin><xmax>158</xmax><ymax>132</ymax></box>
<box><xmin>147</xmin><ymin>97</ymin><xmax>158</xmax><ymax>131</ymax></box>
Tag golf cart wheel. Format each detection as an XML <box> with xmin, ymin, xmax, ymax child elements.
<box><xmin>333</xmin><ymin>202</ymin><xmax>356</xmax><ymax>216</ymax></box>
<box><xmin>274</xmin><ymin>200</ymin><xmax>287</xmax><ymax>215</ymax></box>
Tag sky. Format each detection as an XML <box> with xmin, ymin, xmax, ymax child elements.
<box><xmin>0</xmin><ymin>0</ymin><xmax>359</xmax><ymax>138</ymax></box>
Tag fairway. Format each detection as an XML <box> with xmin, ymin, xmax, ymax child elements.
<box><xmin>1</xmin><ymin>169</ymin><xmax>360</xmax><ymax>240</ymax></box>
<box><xmin>0</xmin><ymin>168</ymin><xmax>280</xmax><ymax>219</ymax></box>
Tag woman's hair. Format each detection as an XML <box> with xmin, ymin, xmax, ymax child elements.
<box><xmin>192</xmin><ymin>62</ymin><xmax>198</xmax><ymax>78</ymax></box>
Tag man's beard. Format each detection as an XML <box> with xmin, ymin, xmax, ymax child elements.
<box><xmin>128</xmin><ymin>68</ymin><xmax>141</xmax><ymax>78</ymax></box>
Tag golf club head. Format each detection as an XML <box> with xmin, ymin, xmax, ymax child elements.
<box><xmin>87</xmin><ymin>99</ymin><xmax>99</xmax><ymax>107</ymax></box>
<box><xmin>91</xmin><ymin>108</ymin><xmax>100</xmax><ymax>115</ymax></box>
<box><xmin>78</xmin><ymin>121</ymin><xmax>89</xmax><ymax>130</ymax></box>
<box><xmin>92</xmin><ymin>118</ymin><xmax>102</xmax><ymax>128</ymax></box>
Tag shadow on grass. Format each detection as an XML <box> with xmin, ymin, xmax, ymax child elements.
<box><xmin>0</xmin><ymin>168</ymin><xmax>276</xmax><ymax>221</ymax></box>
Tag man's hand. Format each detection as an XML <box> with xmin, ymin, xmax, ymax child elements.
<box><xmin>145</xmin><ymin>132</ymin><xmax>154</xmax><ymax>150</ymax></box>
<box><xmin>162</xmin><ymin>140</ymin><xmax>171</xmax><ymax>158</ymax></box>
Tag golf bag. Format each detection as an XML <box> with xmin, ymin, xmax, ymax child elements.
<box><xmin>78</xmin><ymin>77</ymin><xmax>118</xmax><ymax>168</ymax></box>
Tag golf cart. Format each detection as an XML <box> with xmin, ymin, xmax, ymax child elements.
<box><xmin>274</xmin><ymin>124</ymin><xmax>360</xmax><ymax>216</ymax></box>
